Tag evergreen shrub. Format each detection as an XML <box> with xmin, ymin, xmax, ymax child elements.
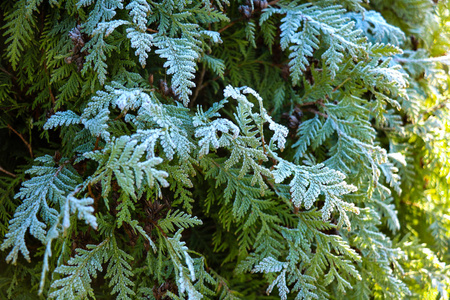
<box><xmin>1</xmin><ymin>0</ymin><xmax>450</xmax><ymax>299</ymax></box>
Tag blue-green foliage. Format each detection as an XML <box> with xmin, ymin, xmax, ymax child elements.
<box><xmin>260</xmin><ymin>2</ymin><xmax>365</xmax><ymax>80</ymax></box>
<box><xmin>1</xmin><ymin>155</ymin><xmax>84</xmax><ymax>264</ymax></box>
<box><xmin>1</xmin><ymin>0</ymin><xmax>450</xmax><ymax>299</ymax></box>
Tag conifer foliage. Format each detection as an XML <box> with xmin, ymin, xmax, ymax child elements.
<box><xmin>1</xmin><ymin>0</ymin><xmax>450</xmax><ymax>299</ymax></box>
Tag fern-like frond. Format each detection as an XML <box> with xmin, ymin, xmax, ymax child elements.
<box><xmin>155</xmin><ymin>37</ymin><xmax>200</xmax><ymax>106</ymax></box>
<box><xmin>85</xmin><ymin>136</ymin><xmax>169</xmax><ymax>199</ymax></box>
<box><xmin>49</xmin><ymin>239</ymin><xmax>110</xmax><ymax>299</ymax></box>
<box><xmin>1</xmin><ymin>156</ymin><xmax>80</xmax><ymax>263</ymax></box>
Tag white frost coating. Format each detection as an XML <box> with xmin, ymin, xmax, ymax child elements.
<box><xmin>268</xmin><ymin>121</ymin><xmax>289</xmax><ymax>151</ymax></box>
<box><xmin>223</xmin><ymin>85</ymin><xmax>254</xmax><ymax>108</ymax></box>
<box><xmin>127</xmin><ymin>29</ymin><xmax>154</xmax><ymax>67</ymax></box>
<box><xmin>114</xmin><ymin>90</ymin><xmax>138</xmax><ymax>110</ymax></box>
<box><xmin>200</xmin><ymin>30</ymin><xmax>223</xmax><ymax>43</ymax></box>
<box><xmin>177</xmin><ymin>266</ymin><xmax>186</xmax><ymax>294</ymax></box>
<box><xmin>92</xmin><ymin>20</ymin><xmax>129</xmax><ymax>37</ymax></box>
<box><xmin>64</xmin><ymin>194</ymin><xmax>97</xmax><ymax>230</ymax></box>
<box><xmin>195</xmin><ymin>119</ymin><xmax>240</xmax><ymax>157</ymax></box>
<box><xmin>155</xmin><ymin>38</ymin><xmax>199</xmax><ymax>106</ymax></box>
<box><xmin>126</xmin><ymin>0</ymin><xmax>151</xmax><ymax>31</ymax></box>
<box><xmin>225</xmin><ymin>86</ymin><xmax>288</xmax><ymax>151</ymax></box>
<box><xmin>114</xmin><ymin>89</ymin><xmax>152</xmax><ymax>111</ymax></box>
<box><xmin>242</xmin><ymin>86</ymin><xmax>263</xmax><ymax>102</ymax></box>
<box><xmin>184</xmin><ymin>251</ymin><xmax>196</xmax><ymax>281</ymax></box>
<box><xmin>346</xmin><ymin>11</ymin><xmax>405</xmax><ymax>45</ymax></box>
<box><xmin>388</xmin><ymin>152</ymin><xmax>407</xmax><ymax>166</ymax></box>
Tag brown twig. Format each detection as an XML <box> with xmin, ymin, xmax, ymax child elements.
<box><xmin>49</xmin><ymin>86</ymin><xmax>56</xmax><ymax>106</ymax></box>
<box><xmin>261</xmin><ymin>134</ymin><xmax>267</xmax><ymax>155</ymax></box>
<box><xmin>298</xmin><ymin>99</ymin><xmax>325</xmax><ymax>108</ymax></box>
<box><xmin>218</xmin><ymin>19</ymin><xmax>241</xmax><ymax>33</ymax></box>
<box><xmin>113</xmin><ymin>112</ymin><xmax>124</xmax><ymax>121</ymax></box>
<box><xmin>146</xmin><ymin>28</ymin><xmax>158</xmax><ymax>33</ymax></box>
<box><xmin>88</xmin><ymin>183</ymin><xmax>96</xmax><ymax>200</ymax></box>
<box><xmin>88</xmin><ymin>183</ymin><xmax>101</xmax><ymax>213</ymax></box>
<box><xmin>332</xmin><ymin>78</ymin><xmax>351</xmax><ymax>92</ymax></box>
<box><xmin>418</xmin><ymin>98</ymin><xmax>450</xmax><ymax>121</ymax></box>
<box><xmin>0</xmin><ymin>66</ymin><xmax>18</xmax><ymax>81</ymax></box>
<box><xmin>190</xmin><ymin>66</ymin><xmax>207</xmax><ymax>107</ymax></box>
<box><xmin>192</xmin><ymin>71</ymin><xmax>227</xmax><ymax>99</ymax></box>
<box><xmin>0</xmin><ymin>166</ymin><xmax>16</xmax><ymax>178</ymax></box>
<box><xmin>7</xmin><ymin>124</ymin><xmax>33</xmax><ymax>158</ymax></box>
<box><xmin>304</xmin><ymin>108</ymin><xmax>328</xmax><ymax>118</ymax></box>
<box><xmin>268</xmin><ymin>0</ymin><xmax>282</xmax><ymax>6</ymax></box>
<box><xmin>94</xmin><ymin>136</ymin><xmax>100</xmax><ymax>151</ymax></box>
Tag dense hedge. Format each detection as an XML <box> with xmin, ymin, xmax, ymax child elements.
<box><xmin>1</xmin><ymin>0</ymin><xmax>450</xmax><ymax>299</ymax></box>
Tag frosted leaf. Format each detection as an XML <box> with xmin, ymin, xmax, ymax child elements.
<box><xmin>93</xmin><ymin>20</ymin><xmax>130</xmax><ymax>37</ymax></box>
<box><xmin>195</xmin><ymin>118</ymin><xmax>240</xmax><ymax>157</ymax></box>
<box><xmin>155</xmin><ymin>37</ymin><xmax>199</xmax><ymax>106</ymax></box>
<box><xmin>126</xmin><ymin>0</ymin><xmax>152</xmax><ymax>31</ymax></box>
<box><xmin>127</xmin><ymin>28</ymin><xmax>154</xmax><ymax>67</ymax></box>
<box><xmin>200</xmin><ymin>30</ymin><xmax>222</xmax><ymax>43</ymax></box>
<box><xmin>253</xmin><ymin>257</ymin><xmax>286</xmax><ymax>273</ymax></box>
<box><xmin>44</xmin><ymin>111</ymin><xmax>81</xmax><ymax>130</ymax></box>
<box><xmin>268</xmin><ymin>121</ymin><xmax>288</xmax><ymax>151</ymax></box>
<box><xmin>63</xmin><ymin>194</ymin><xmax>97</xmax><ymax>230</ymax></box>
<box><xmin>272</xmin><ymin>159</ymin><xmax>357</xmax><ymax>227</ymax></box>
<box><xmin>347</xmin><ymin>11</ymin><xmax>405</xmax><ymax>45</ymax></box>
<box><xmin>223</xmin><ymin>85</ymin><xmax>254</xmax><ymax>109</ymax></box>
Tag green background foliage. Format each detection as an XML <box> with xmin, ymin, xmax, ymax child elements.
<box><xmin>1</xmin><ymin>0</ymin><xmax>450</xmax><ymax>299</ymax></box>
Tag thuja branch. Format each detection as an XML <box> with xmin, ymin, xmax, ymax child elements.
<box><xmin>7</xmin><ymin>124</ymin><xmax>33</xmax><ymax>158</ymax></box>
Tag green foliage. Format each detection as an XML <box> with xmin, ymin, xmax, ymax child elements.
<box><xmin>1</xmin><ymin>0</ymin><xmax>450</xmax><ymax>299</ymax></box>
